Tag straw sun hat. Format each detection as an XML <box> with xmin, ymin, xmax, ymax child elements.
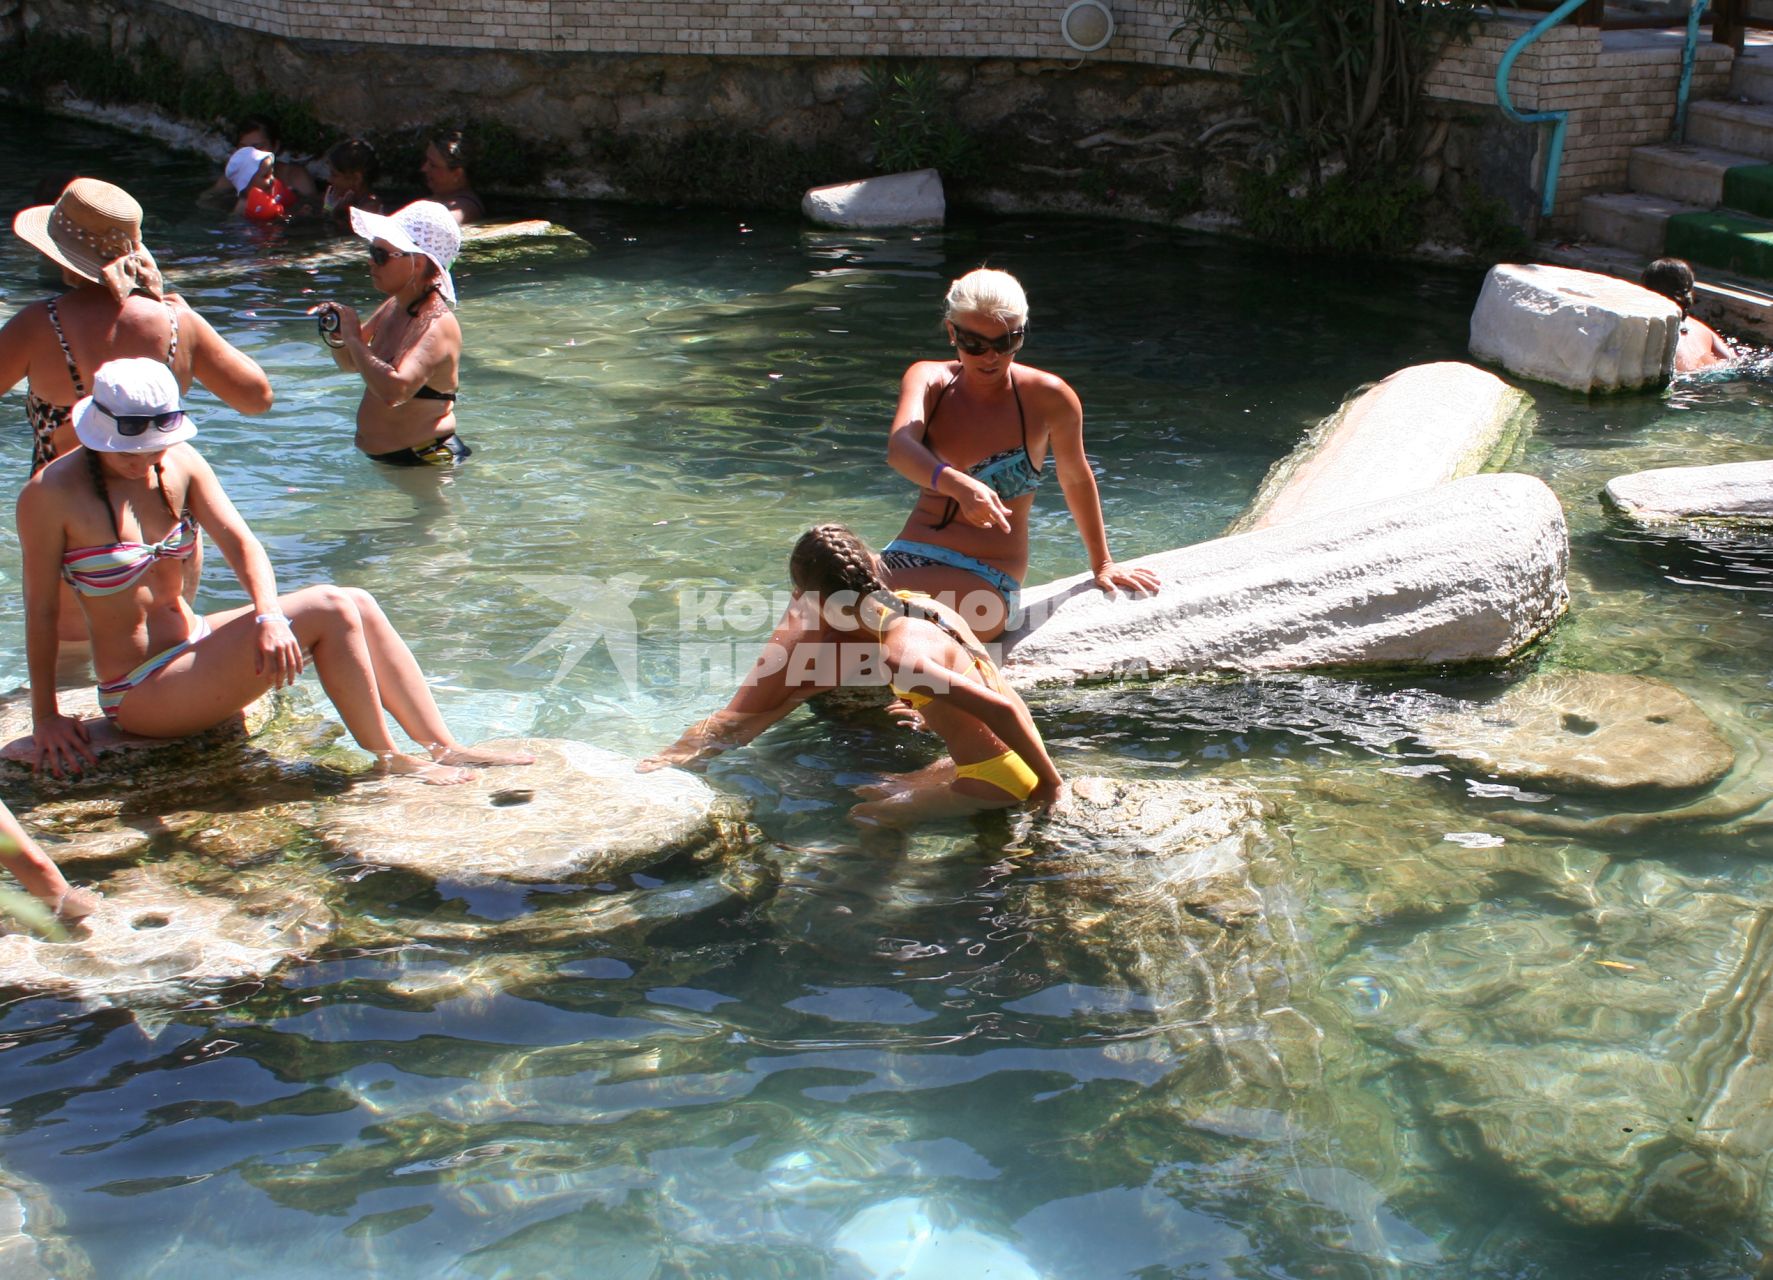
<box><xmin>12</xmin><ymin>178</ymin><xmax>163</xmax><ymax>302</ymax></box>
<box><xmin>349</xmin><ymin>200</ymin><xmax>462</xmax><ymax>306</ymax></box>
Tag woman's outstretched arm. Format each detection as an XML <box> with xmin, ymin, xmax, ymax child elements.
<box><xmin>182</xmin><ymin>449</ymin><xmax>303</xmax><ymax>687</ymax></box>
<box><xmin>1045</xmin><ymin>377</ymin><xmax>1160</xmax><ymax>596</ymax></box>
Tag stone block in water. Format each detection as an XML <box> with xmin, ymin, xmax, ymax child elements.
<box><xmin>1468</xmin><ymin>263</ymin><xmax>1678</xmax><ymax>393</ymax></box>
<box><xmin>1603</xmin><ymin>458</ymin><xmax>1773</xmax><ymax>526</ymax></box>
<box><xmin>1001</xmin><ymin>473</ymin><xmax>1569</xmax><ymax>687</ymax></box>
<box><xmin>801</xmin><ymin>169</ymin><xmax>944</xmax><ymax>229</ymax></box>
<box><xmin>0</xmin><ymin>864</ymin><xmax>330</xmax><ymax>1000</ymax></box>
<box><xmin>1228</xmin><ymin>361</ymin><xmax>1535</xmax><ymax>535</ymax></box>
<box><xmin>316</xmin><ymin>739</ymin><xmax>744</xmax><ymax>883</ymax></box>
<box><xmin>1417</xmin><ymin>670</ymin><xmax>1735</xmax><ymax>797</ymax></box>
<box><xmin>0</xmin><ymin>685</ymin><xmax>273</xmax><ymax>797</ymax></box>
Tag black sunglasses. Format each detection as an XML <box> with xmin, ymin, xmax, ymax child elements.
<box><xmin>101</xmin><ymin>407</ymin><xmax>186</xmax><ymax>437</ymax></box>
<box><xmin>368</xmin><ymin>244</ymin><xmax>409</xmax><ymax>266</ymax></box>
<box><xmin>950</xmin><ymin>322</ymin><xmax>1026</xmax><ymax>357</ymax></box>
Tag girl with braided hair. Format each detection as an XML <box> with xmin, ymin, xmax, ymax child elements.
<box><xmin>18</xmin><ymin>359</ymin><xmax>532</xmax><ymax>784</ymax></box>
<box><xmin>644</xmin><ymin>523</ymin><xmax>1061</xmax><ymax>827</ymax></box>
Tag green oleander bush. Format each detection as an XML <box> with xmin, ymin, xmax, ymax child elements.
<box><xmin>864</xmin><ymin>61</ymin><xmax>982</xmax><ymax>180</ymax></box>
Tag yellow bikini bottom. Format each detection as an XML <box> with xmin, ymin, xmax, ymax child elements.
<box><xmin>953</xmin><ymin>749</ymin><xmax>1039</xmax><ymax>801</ymax></box>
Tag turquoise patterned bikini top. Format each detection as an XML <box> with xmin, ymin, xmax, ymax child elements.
<box><xmin>928</xmin><ymin>370</ymin><xmax>1043</xmax><ymax>528</ymax></box>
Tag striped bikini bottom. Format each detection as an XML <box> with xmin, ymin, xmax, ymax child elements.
<box><xmin>97</xmin><ymin>619</ymin><xmax>213</xmax><ymax>720</ymax></box>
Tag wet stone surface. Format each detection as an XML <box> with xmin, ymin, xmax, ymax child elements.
<box><xmin>1417</xmin><ymin>671</ymin><xmax>1736</xmax><ymax>798</ymax></box>
<box><xmin>316</xmin><ymin>740</ymin><xmax>747</xmax><ymax>883</ymax></box>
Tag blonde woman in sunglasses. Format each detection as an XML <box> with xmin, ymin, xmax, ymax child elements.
<box><xmin>644</xmin><ymin>267</ymin><xmax>1158</xmax><ymax>772</ymax></box>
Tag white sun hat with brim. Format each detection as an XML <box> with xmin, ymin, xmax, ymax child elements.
<box><xmin>350</xmin><ymin>200</ymin><xmax>461</xmax><ymax>307</ymax></box>
<box><xmin>225</xmin><ymin>146</ymin><xmax>273</xmax><ymax>194</ymax></box>
<box><xmin>72</xmin><ymin>358</ymin><xmax>196</xmax><ymax>453</ymax></box>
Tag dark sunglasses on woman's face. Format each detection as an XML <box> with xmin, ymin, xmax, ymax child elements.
<box><xmin>368</xmin><ymin>244</ymin><xmax>409</xmax><ymax>266</ymax></box>
<box><xmin>950</xmin><ymin>323</ymin><xmax>1026</xmax><ymax>356</ymax></box>
<box><xmin>101</xmin><ymin>408</ymin><xmax>186</xmax><ymax>437</ymax></box>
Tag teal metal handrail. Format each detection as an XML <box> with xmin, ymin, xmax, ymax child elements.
<box><xmin>1497</xmin><ymin>0</ymin><xmax>1712</xmax><ymax>217</ymax></box>
<box><xmin>1496</xmin><ymin>0</ymin><xmax>1601</xmax><ymax>217</ymax></box>
<box><xmin>1677</xmin><ymin>0</ymin><xmax>1714</xmax><ymax>141</ymax></box>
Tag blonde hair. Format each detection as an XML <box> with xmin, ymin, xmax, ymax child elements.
<box><xmin>943</xmin><ymin>268</ymin><xmax>1027</xmax><ymax>327</ymax></box>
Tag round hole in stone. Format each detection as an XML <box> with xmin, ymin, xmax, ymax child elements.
<box><xmin>1561</xmin><ymin>713</ymin><xmax>1600</xmax><ymax>736</ymax></box>
<box><xmin>131</xmin><ymin>913</ymin><xmax>171</xmax><ymax>931</ymax></box>
<box><xmin>490</xmin><ymin>789</ymin><xmax>536</xmax><ymax>808</ymax></box>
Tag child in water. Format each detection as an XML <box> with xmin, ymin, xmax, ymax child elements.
<box><xmin>642</xmin><ymin>523</ymin><xmax>1062</xmax><ymax>827</ymax></box>
<box><xmin>226</xmin><ymin>146</ymin><xmax>293</xmax><ymax>223</ymax></box>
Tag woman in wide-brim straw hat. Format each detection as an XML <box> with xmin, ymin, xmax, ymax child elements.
<box><xmin>308</xmin><ymin>199</ymin><xmax>469</xmax><ymax>467</ymax></box>
<box><xmin>0</xmin><ymin>177</ymin><xmax>273</xmax><ymax>639</ymax></box>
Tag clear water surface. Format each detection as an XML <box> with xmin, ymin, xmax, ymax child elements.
<box><xmin>0</xmin><ymin>110</ymin><xmax>1768</xmax><ymax>1278</ymax></box>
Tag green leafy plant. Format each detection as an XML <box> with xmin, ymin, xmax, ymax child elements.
<box><xmin>1457</xmin><ymin>190</ymin><xmax>1533</xmax><ymax>262</ymax></box>
<box><xmin>1235</xmin><ymin>168</ymin><xmax>1428</xmax><ymax>257</ymax></box>
<box><xmin>864</xmin><ymin>62</ymin><xmax>982</xmax><ymax>179</ymax></box>
<box><xmin>1173</xmin><ymin>0</ymin><xmax>1480</xmax><ymax>187</ymax></box>
<box><xmin>595</xmin><ymin>130</ymin><xmax>854</xmax><ymax>209</ymax></box>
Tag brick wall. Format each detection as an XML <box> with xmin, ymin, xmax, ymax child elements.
<box><xmin>149</xmin><ymin>0</ymin><xmax>1225</xmax><ymax>64</ymax></box>
<box><xmin>1426</xmin><ymin>22</ymin><xmax>1734</xmax><ymax>222</ymax></box>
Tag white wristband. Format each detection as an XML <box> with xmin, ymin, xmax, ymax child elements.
<box><xmin>255</xmin><ymin>612</ymin><xmax>289</xmax><ymax>626</ymax></box>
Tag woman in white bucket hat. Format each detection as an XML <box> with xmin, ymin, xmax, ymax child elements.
<box><xmin>17</xmin><ymin>358</ymin><xmax>533</xmax><ymax>784</ymax></box>
<box><xmin>309</xmin><ymin>200</ymin><xmax>468</xmax><ymax>467</ymax></box>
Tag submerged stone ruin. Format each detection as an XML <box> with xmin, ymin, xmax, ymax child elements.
<box><xmin>1003</xmin><ymin>473</ymin><xmax>1569</xmax><ymax>687</ymax></box>
<box><xmin>1227</xmin><ymin>361</ymin><xmax>1534</xmax><ymax>535</ymax></box>
<box><xmin>1604</xmin><ymin>458</ymin><xmax>1773</xmax><ymax>527</ymax></box>
<box><xmin>1469</xmin><ymin>263</ymin><xmax>1679</xmax><ymax>393</ymax></box>
<box><xmin>317</xmin><ymin>740</ymin><xmax>744</xmax><ymax>883</ymax></box>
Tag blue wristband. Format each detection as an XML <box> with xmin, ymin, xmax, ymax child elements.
<box><xmin>930</xmin><ymin>461</ymin><xmax>947</xmax><ymax>490</ymax></box>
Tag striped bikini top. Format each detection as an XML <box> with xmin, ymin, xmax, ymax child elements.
<box><xmin>62</xmin><ymin>516</ymin><xmax>199</xmax><ymax>596</ymax></box>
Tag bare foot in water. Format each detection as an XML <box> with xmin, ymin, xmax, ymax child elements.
<box><xmin>379</xmin><ymin>752</ymin><xmax>474</xmax><ymax>785</ymax></box>
<box><xmin>427</xmin><ymin>742</ymin><xmax>537</xmax><ymax>768</ymax></box>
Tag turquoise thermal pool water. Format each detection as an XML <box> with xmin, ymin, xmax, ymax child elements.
<box><xmin>1</xmin><ymin>111</ymin><xmax>1772</xmax><ymax>1278</ymax></box>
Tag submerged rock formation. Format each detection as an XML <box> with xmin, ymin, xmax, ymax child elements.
<box><xmin>1604</xmin><ymin>459</ymin><xmax>1773</xmax><ymax>527</ymax></box>
<box><xmin>317</xmin><ymin>740</ymin><xmax>744</xmax><ymax>882</ymax></box>
<box><xmin>1003</xmin><ymin>473</ymin><xmax>1569</xmax><ymax>687</ymax></box>
<box><xmin>0</xmin><ymin>864</ymin><xmax>331</xmax><ymax>1000</ymax></box>
<box><xmin>1342</xmin><ymin>861</ymin><xmax>1773</xmax><ymax>1246</ymax></box>
<box><xmin>1469</xmin><ymin>263</ymin><xmax>1678</xmax><ymax>393</ymax></box>
<box><xmin>1228</xmin><ymin>361</ymin><xmax>1534</xmax><ymax>535</ymax></box>
<box><xmin>801</xmin><ymin>169</ymin><xmax>944</xmax><ymax>229</ymax></box>
<box><xmin>1417</xmin><ymin>670</ymin><xmax>1735</xmax><ymax>797</ymax></box>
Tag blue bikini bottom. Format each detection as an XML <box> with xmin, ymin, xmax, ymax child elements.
<box><xmin>879</xmin><ymin>539</ymin><xmax>1021</xmax><ymax>618</ymax></box>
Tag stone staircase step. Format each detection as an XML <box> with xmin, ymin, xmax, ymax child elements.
<box><xmin>1579</xmin><ymin>190</ymin><xmax>1704</xmax><ymax>257</ymax></box>
<box><xmin>1686</xmin><ymin>99</ymin><xmax>1773</xmax><ymax>162</ymax></box>
<box><xmin>1730</xmin><ymin>48</ymin><xmax>1773</xmax><ymax>103</ymax></box>
<box><xmin>1628</xmin><ymin>143</ymin><xmax>1772</xmax><ymax>210</ymax></box>
<box><xmin>1665</xmin><ymin>207</ymin><xmax>1773</xmax><ymax>279</ymax></box>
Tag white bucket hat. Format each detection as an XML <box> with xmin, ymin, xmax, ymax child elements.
<box><xmin>349</xmin><ymin>200</ymin><xmax>461</xmax><ymax>306</ymax></box>
<box><xmin>72</xmin><ymin>358</ymin><xmax>196</xmax><ymax>453</ymax></box>
<box><xmin>225</xmin><ymin>146</ymin><xmax>273</xmax><ymax>194</ymax></box>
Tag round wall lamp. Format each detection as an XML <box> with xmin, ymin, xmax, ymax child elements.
<box><xmin>1060</xmin><ymin>0</ymin><xmax>1115</xmax><ymax>53</ymax></box>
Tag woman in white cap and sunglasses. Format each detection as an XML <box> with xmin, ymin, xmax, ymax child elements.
<box><xmin>310</xmin><ymin>199</ymin><xmax>468</xmax><ymax>467</ymax></box>
<box><xmin>17</xmin><ymin>357</ymin><xmax>532</xmax><ymax>783</ymax></box>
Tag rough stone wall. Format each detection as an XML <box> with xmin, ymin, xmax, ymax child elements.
<box><xmin>14</xmin><ymin>1</ymin><xmax>1725</xmax><ymax>232</ymax></box>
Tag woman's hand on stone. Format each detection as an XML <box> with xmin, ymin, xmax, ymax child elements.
<box><xmin>254</xmin><ymin>614</ymin><xmax>304</xmax><ymax>688</ymax></box>
<box><xmin>32</xmin><ymin>713</ymin><xmax>94</xmax><ymax>777</ymax></box>
<box><xmin>1092</xmin><ymin>561</ymin><xmax>1161</xmax><ymax>598</ymax></box>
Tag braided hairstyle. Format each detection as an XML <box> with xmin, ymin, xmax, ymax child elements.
<box><xmin>86</xmin><ymin>448</ymin><xmax>183</xmax><ymax>540</ymax></box>
<box><xmin>790</xmin><ymin>523</ymin><xmax>885</xmax><ymax>601</ymax></box>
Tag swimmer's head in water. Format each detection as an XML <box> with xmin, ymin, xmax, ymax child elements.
<box><xmin>944</xmin><ymin>267</ymin><xmax>1028</xmax><ymax>329</ymax></box>
<box><xmin>349</xmin><ymin>200</ymin><xmax>462</xmax><ymax>306</ymax></box>
<box><xmin>1642</xmin><ymin>257</ymin><xmax>1696</xmax><ymax>314</ymax></box>
<box><xmin>327</xmin><ymin>137</ymin><xmax>379</xmax><ymax>186</ymax></box>
<box><xmin>791</xmin><ymin>524</ymin><xmax>889</xmax><ymax>621</ymax></box>
<box><xmin>225</xmin><ymin>146</ymin><xmax>274</xmax><ymax>194</ymax></box>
